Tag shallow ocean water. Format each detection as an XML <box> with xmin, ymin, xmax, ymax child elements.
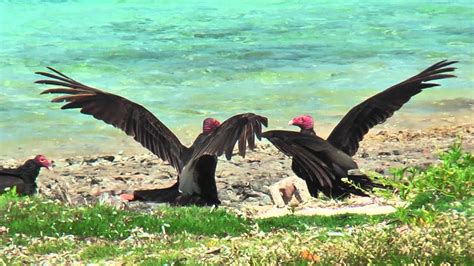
<box><xmin>0</xmin><ymin>1</ymin><xmax>473</xmax><ymax>157</ymax></box>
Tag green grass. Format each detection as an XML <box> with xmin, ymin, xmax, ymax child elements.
<box><xmin>0</xmin><ymin>192</ymin><xmax>395</xmax><ymax>240</ymax></box>
<box><xmin>382</xmin><ymin>141</ymin><xmax>473</xmax><ymax>225</ymax></box>
<box><xmin>0</xmin><ymin>197</ymin><xmax>248</xmax><ymax>239</ymax></box>
<box><xmin>0</xmin><ymin>141</ymin><xmax>472</xmax><ymax>264</ymax></box>
<box><xmin>257</xmin><ymin>212</ymin><xmax>393</xmax><ymax>232</ymax></box>
<box><xmin>393</xmin><ymin>141</ymin><xmax>472</xmax><ymax>204</ymax></box>
<box><xmin>80</xmin><ymin>244</ymin><xmax>122</xmax><ymax>261</ymax></box>
<box><xmin>28</xmin><ymin>238</ymin><xmax>76</xmax><ymax>255</ymax></box>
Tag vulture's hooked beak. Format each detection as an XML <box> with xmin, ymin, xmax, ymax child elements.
<box><xmin>46</xmin><ymin>161</ymin><xmax>54</xmax><ymax>172</ymax></box>
<box><xmin>288</xmin><ymin>119</ymin><xmax>294</xmax><ymax>126</ymax></box>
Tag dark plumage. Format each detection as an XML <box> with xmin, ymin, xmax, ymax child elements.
<box><xmin>0</xmin><ymin>155</ymin><xmax>52</xmax><ymax>195</ymax></box>
<box><xmin>263</xmin><ymin>60</ymin><xmax>457</xmax><ymax>199</ymax></box>
<box><xmin>37</xmin><ymin>68</ymin><xmax>268</xmax><ymax>206</ymax></box>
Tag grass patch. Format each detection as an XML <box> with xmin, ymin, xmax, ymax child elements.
<box><xmin>135</xmin><ymin>254</ymin><xmax>188</xmax><ymax>266</ymax></box>
<box><xmin>383</xmin><ymin>141</ymin><xmax>473</xmax><ymax>225</ymax></box>
<box><xmin>28</xmin><ymin>239</ymin><xmax>76</xmax><ymax>255</ymax></box>
<box><xmin>256</xmin><ymin>212</ymin><xmax>392</xmax><ymax>232</ymax></box>
<box><xmin>303</xmin><ymin>213</ymin><xmax>473</xmax><ymax>265</ymax></box>
<box><xmin>0</xmin><ymin>197</ymin><xmax>248</xmax><ymax>239</ymax></box>
<box><xmin>215</xmin><ymin>212</ymin><xmax>472</xmax><ymax>265</ymax></box>
<box><xmin>0</xmin><ymin>195</ymin><xmax>397</xmax><ymax>240</ymax></box>
<box><xmin>0</xmin><ymin>187</ymin><xmax>19</xmax><ymax>209</ymax></box>
<box><xmin>80</xmin><ymin>244</ymin><xmax>122</xmax><ymax>261</ymax></box>
<box><xmin>392</xmin><ymin>141</ymin><xmax>472</xmax><ymax>205</ymax></box>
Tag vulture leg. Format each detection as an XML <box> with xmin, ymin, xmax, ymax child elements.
<box><xmin>132</xmin><ymin>182</ymin><xmax>181</xmax><ymax>203</ymax></box>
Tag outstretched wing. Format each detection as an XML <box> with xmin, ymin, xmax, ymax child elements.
<box><xmin>327</xmin><ymin>60</ymin><xmax>457</xmax><ymax>156</ymax></box>
<box><xmin>37</xmin><ymin>67</ymin><xmax>188</xmax><ymax>172</ymax></box>
<box><xmin>262</xmin><ymin>130</ymin><xmax>338</xmax><ymax>189</ymax></box>
<box><xmin>190</xmin><ymin>113</ymin><xmax>268</xmax><ymax>161</ymax></box>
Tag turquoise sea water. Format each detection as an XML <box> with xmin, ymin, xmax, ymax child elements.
<box><xmin>0</xmin><ymin>1</ymin><xmax>473</xmax><ymax>157</ymax></box>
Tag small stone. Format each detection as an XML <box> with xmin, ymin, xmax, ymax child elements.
<box><xmin>83</xmin><ymin>157</ymin><xmax>98</xmax><ymax>163</ymax></box>
<box><xmin>90</xmin><ymin>177</ymin><xmax>101</xmax><ymax>185</ymax></box>
<box><xmin>383</xmin><ymin>169</ymin><xmax>392</xmax><ymax>175</ymax></box>
<box><xmin>219</xmin><ymin>170</ymin><xmax>233</xmax><ymax>178</ymax></box>
<box><xmin>375</xmin><ymin>167</ymin><xmax>384</xmax><ymax>174</ymax></box>
<box><xmin>231</xmin><ymin>181</ymin><xmax>249</xmax><ymax>189</ymax></box>
<box><xmin>0</xmin><ymin>226</ymin><xmax>9</xmax><ymax>234</ymax></box>
<box><xmin>65</xmin><ymin>158</ymin><xmax>80</xmax><ymax>165</ymax></box>
<box><xmin>90</xmin><ymin>187</ymin><xmax>101</xmax><ymax>196</ymax></box>
<box><xmin>100</xmin><ymin>155</ymin><xmax>115</xmax><ymax>162</ymax></box>
<box><xmin>260</xmin><ymin>194</ymin><xmax>272</xmax><ymax>205</ymax></box>
<box><xmin>347</xmin><ymin>169</ymin><xmax>365</xmax><ymax>176</ymax></box>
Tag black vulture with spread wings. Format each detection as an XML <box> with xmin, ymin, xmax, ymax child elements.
<box><xmin>263</xmin><ymin>60</ymin><xmax>457</xmax><ymax>198</ymax></box>
<box><xmin>37</xmin><ymin>68</ymin><xmax>267</xmax><ymax>206</ymax></box>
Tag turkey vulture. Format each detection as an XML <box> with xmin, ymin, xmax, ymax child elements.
<box><xmin>36</xmin><ymin>68</ymin><xmax>267</xmax><ymax>205</ymax></box>
<box><xmin>263</xmin><ymin>60</ymin><xmax>457</xmax><ymax>199</ymax></box>
<box><xmin>0</xmin><ymin>155</ymin><xmax>52</xmax><ymax>195</ymax></box>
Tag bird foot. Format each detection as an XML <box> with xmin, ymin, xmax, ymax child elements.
<box><xmin>120</xmin><ymin>193</ymin><xmax>135</xmax><ymax>201</ymax></box>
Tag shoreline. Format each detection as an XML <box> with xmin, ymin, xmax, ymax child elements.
<box><xmin>1</xmin><ymin>109</ymin><xmax>472</xmax><ymax>159</ymax></box>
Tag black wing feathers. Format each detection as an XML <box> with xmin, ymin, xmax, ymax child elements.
<box><xmin>262</xmin><ymin>130</ymin><xmax>335</xmax><ymax>189</ymax></box>
<box><xmin>37</xmin><ymin>68</ymin><xmax>187</xmax><ymax>172</ymax></box>
<box><xmin>191</xmin><ymin>113</ymin><xmax>268</xmax><ymax>161</ymax></box>
<box><xmin>38</xmin><ymin>67</ymin><xmax>268</xmax><ymax>170</ymax></box>
<box><xmin>0</xmin><ymin>168</ymin><xmax>22</xmax><ymax>178</ymax></box>
<box><xmin>327</xmin><ymin>60</ymin><xmax>457</xmax><ymax>156</ymax></box>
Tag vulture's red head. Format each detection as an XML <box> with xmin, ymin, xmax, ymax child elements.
<box><xmin>288</xmin><ymin>115</ymin><xmax>314</xmax><ymax>130</ymax></box>
<box><xmin>203</xmin><ymin>118</ymin><xmax>221</xmax><ymax>134</ymax></box>
<box><xmin>34</xmin><ymin>155</ymin><xmax>52</xmax><ymax>170</ymax></box>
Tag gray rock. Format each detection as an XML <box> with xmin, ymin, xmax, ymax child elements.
<box><xmin>260</xmin><ymin>194</ymin><xmax>272</xmax><ymax>205</ymax></box>
<box><xmin>100</xmin><ymin>155</ymin><xmax>115</xmax><ymax>162</ymax></box>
